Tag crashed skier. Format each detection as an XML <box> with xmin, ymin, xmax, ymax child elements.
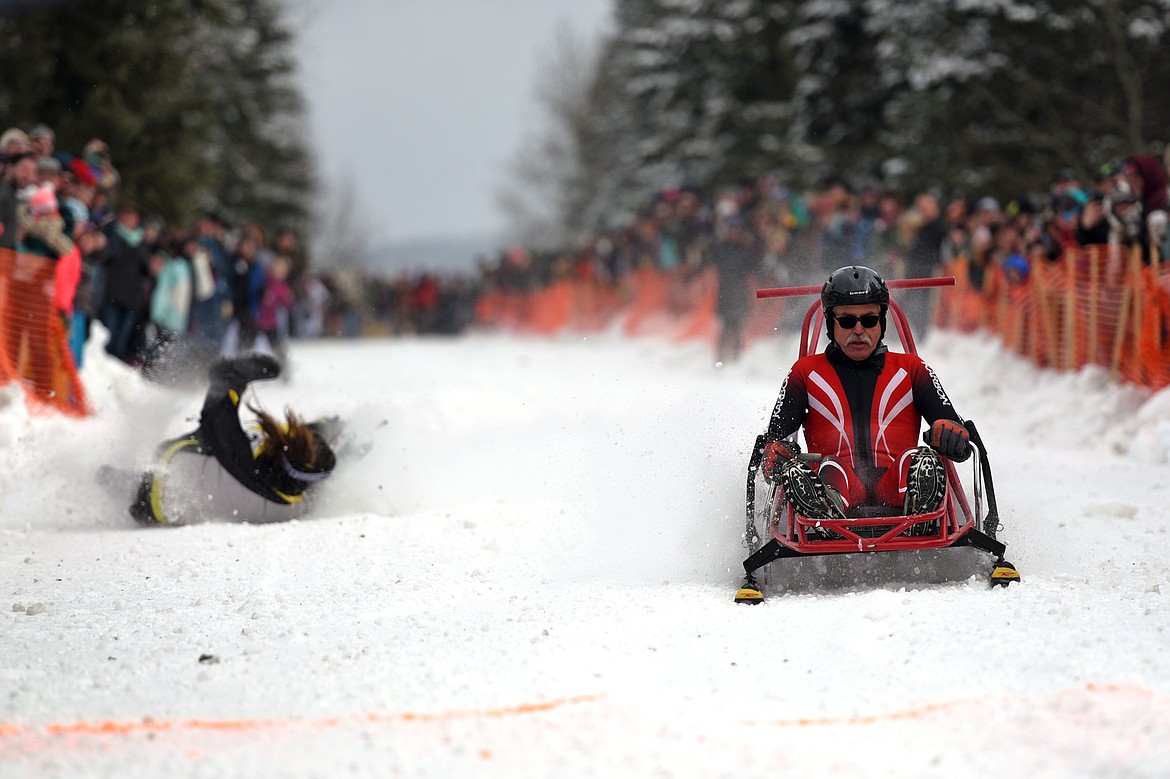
<box><xmin>123</xmin><ymin>353</ymin><xmax>338</xmax><ymax>526</ymax></box>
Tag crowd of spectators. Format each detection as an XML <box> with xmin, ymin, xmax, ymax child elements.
<box><xmin>1</xmin><ymin>120</ymin><xmax>491</xmax><ymax>387</ymax></box>
<box><xmin>0</xmin><ymin>122</ymin><xmax>394</xmax><ymax>383</ymax></box>
<box><xmin>358</xmin><ymin>272</ymin><xmax>480</xmax><ymax>337</ymax></box>
<box><xmin>474</xmin><ymin>147</ymin><xmax>1170</xmax><ymax>361</ymax></box>
<box><xmin>3</xmin><ymin>116</ymin><xmax>1168</xmax><ymax>380</ymax></box>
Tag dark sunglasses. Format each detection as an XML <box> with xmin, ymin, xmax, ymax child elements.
<box><xmin>834</xmin><ymin>313</ymin><xmax>881</xmax><ymax>329</ymax></box>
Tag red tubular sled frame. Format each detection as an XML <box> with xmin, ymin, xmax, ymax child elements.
<box><xmin>741</xmin><ymin>277</ymin><xmax>1007</xmax><ymax>576</ymax></box>
<box><xmin>756</xmin><ymin>275</ymin><xmax>956</xmax><ymax>298</ymax></box>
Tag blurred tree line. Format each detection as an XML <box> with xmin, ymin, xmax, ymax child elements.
<box><xmin>0</xmin><ymin>0</ymin><xmax>314</xmax><ymax>230</ymax></box>
<box><xmin>504</xmin><ymin>0</ymin><xmax>1170</xmax><ymax>247</ymax></box>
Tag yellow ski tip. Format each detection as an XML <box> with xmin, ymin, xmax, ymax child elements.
<box><xmin>734</xmin><ymin>585</ymin><xmax>764</xmax><ymax>604</ymax></box>
<box><xmin>991</xmin><ymin>562</ymin><xmax>1021</xmax><ymax>587</ymax></box>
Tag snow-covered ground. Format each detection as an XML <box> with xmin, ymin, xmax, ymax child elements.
<box><xmin>2</xmin><ymin>326</ymin><xmax>1170</xmax><ymax>778</ymax></box>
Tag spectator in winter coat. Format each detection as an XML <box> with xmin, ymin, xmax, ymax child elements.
<box><xmin>255</xmin><ymin>256</ymin><xmax>295</xmax><ymax>368</ymax></box>
<box><xmin>902</xmin><ymin>193</ymin><xmax>947</xmax><ymax>333</ymax></box>
<box><xmin>17</xmin><ymin>184</ymin><xmax>82</xmax><ymax>323</ymax></box>
<box><xmin>98</xmin><ymin>203</ymin><xmax>152</xmax><ymax>363</ymax></box>
<box><xmin>812</xmin><ymin>178</ymin><xmax>860</xmax><ymax>269</ymax></box>
<box><xmin>28</xmin><ymin>124</ymin><xmax>54</xmax><ymax>160</ymax></box>
<box><xmin>149</xmin><ymin>239</ymin><xmax>193</xmax><ymax>347</ymax></box>
<box><xmin>191</xmin><ymin>212</ymin><xmax>231</xmax><ymax>355</ymax></box>
<box><xmin>295</xmin><ymin>275</ymin><xmax>330</xmax><ymax>338</ymax></box>
<box><xmin>1</xmin><ymin>148</ymin><xmax>37</xmax><ymax>251</ymax></box>
<box><xmin>272</xmin><ymin>229</ymin><xmax>304</xmax><ymax>281</ymax></box>
<box><xmin>1077</xmin><ymin>194</ymin><xmax>1112</xmax><ymax>247</ymax></box>
<box><xmin>124</xmin><ymin>354</ymin><xmax>337</xmax><ymax>526</ymax></box>
<box><xmin>709</xmin><ymin>212</ymin><xmax>761</xmax><ymax>363</ymax></box>
<box><xmin>1122</xmin><ymin>154</ymin><xmax>1170</xmax><ymax>262</ymax></box>
<box><xmin>82</xmin><ymin>139</ymin><xmax>119</xmax><ymax>195</ymax></box>
<box><xmin>6</xmin><ymin>185</ymin><xmax>82</xmax><ymax>402</ymax></box>
<box><xmin>69</xmin><ymin>222</ymin><xmax>108</xmax><ymax>367</ymax></box>
<box><xmin>1</xmin><ymin>127</ymin><xmax>29</xmax><ymax>154</ymax></box>
<box><xmin>0</xmin><ymin>156</ymin><xmax>19</xmax><ymax>251</ymax></box>
<box><xmin>988</xmin><ymin>223</ymin><xmax>1029</xmax><ymax>286</ymax></box>
<box><xmin>54</xmin><ymin>163</ymin><xmax>91</xmax><ymax>239</ymax></box>
<box><xmin>227</xmin><ymin>234</ymin><xmax>266</xmax><ymax>353</ymax></box>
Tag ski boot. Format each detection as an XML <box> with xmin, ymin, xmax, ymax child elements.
<box><xmin>734</xmin><ymin>574</ymin><xmax>764</xmax><ymax>604</ymax></box>
<box><xmin>780</xmin><ymin>458</ymin><xmax>846</xmax><ymax>520</ymax></box>
<box><xmin>128</xmin><ymin>472</ymin><xmax>165</xmax><ymax>526</ymax></box>
<box><xmin>209</xmin><ymin>353</ymin><xmax>281</xmax><ymax>389</ymax></box>
<box><xmin>990</xmin><ymin>559</ymin><xmax>1021</xmax><ymax>587</ymax></box>
<box><xmin>904</xmin><ymin>446</ymin><xmax>946</xmax><ymax>516</ymax></box>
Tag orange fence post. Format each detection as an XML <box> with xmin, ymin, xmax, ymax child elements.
<box><xmin>1088</xmin><ymin>245</ymin><xmax>1100</xmax><ymax>365</ymax></box>
<box><xmin>1112</xmin><ymin>267</ymin><xmax>1132</xmax><ymax>380</ymax></box>
<box><xmin>1153</xmin><ymin>269</ymin><xmax>1164</xmax><ymax>363</ymax></box>
<box><xmin>1062</xmin><ymin>248</ymin><xmax>1077</xmax><ymax>370</ymax></box>
<box><xmin>1130</xmin><ymin>246</ymin><xmax>1143</xmax><ymax>382</ymax></box>
<box><xmin>1037</xmin><ymin>259</ymin><xmax>1060</xmax><ymax>368</ymax></box>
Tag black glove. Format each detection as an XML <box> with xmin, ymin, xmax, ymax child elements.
<box><xmin>926</xmin><ymin>419</ymin><xmax>971</xmax><ymax>462</ymax></box>
<box><xmin>761</xmin><ymin>439</ymin><xmax>801</xmax><ymax>483</ymax></box>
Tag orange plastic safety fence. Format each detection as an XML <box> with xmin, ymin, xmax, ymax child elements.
<box><xmin>622</xmin><ymin>267</ymin><xmax>672</xmax><ymax>337</ymax></box>
<box><xmin>475</xmin><ymin>266</ymin><xmax>789</xmax><ymax>350</ymax></box>
<box><xmin>743</xmin><ymin>289</ymin><xmax>788</xmax><ymax>344</ymax></box>
<box><xmin>1135</xmin><ymin>265</ymin><xmax>1170</xmax><ymax>389</ymax></box>
<box><xmin>932</xmin><ymin>258</ymin><xmax>985</xmax><ymax>333</ymax></box>
<box><xmin>0</xmin><ymin>248</ymin><xmax>90</xmax><ymax>417</ymax></box>
<box><xmin>937</xmin><ymin>246</ymin><xmax>1170</xmax><ymax>391</ymax></box>
<box><xmin>670</xmin><ymin>266</ymin><xmax>718</xmax><ymax>343</ymax></box>
<box><xmin>477</xmin><ymin>255</ymin><xmax>1170</xmax><ymax>391</ymax></box>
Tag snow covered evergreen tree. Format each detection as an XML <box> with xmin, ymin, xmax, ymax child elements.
<box><xmin>601</xmin><ymin>0</ymin><xmax>797</xmax><ymax>196</ymax></box>
<box><xmin>507</xmin><ymin>0</ymin><xmax>1170</xmax><ymax>240</ymax></box>
<box><xmin>870</xmin><ymin>0</ymin><xmax>1170</xmax><ymax>196</ymax></box>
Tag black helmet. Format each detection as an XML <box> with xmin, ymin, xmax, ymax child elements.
<box><xmin>821</xmin><ymin>265</ymin><xmax>889</xmax><ymax>311</ymax></box>
<box><xmin>821</xmin><ymin>265</ymin><xmax>889</xmax><ymax>339</ymax></box>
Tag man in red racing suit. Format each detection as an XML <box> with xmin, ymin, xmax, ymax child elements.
<box><xmin>760</xmin><ymin>266</ymin><xmax>972</xmax><ymax>517</ymax></box>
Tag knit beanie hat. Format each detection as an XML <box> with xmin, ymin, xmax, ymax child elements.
<box><xmin>29</xmin><ymin>185</ymin><xmax>58</xmax><ymax>217</ymax></box>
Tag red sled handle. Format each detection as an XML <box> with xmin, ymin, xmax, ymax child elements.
<box><xmin>756</xmin><ymin>275</ymin><xmax>956</xmax><ymax>299</ymax></box>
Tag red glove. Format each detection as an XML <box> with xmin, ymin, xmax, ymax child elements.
<box><xmin>761</xmin><ymin>439</ymin><xmax>800</xmax><ymax>483</ymax></box>
<box><xmin>927</xmin><ymin>419</ymin><xmax>971</xmax><ymax>462</ymax></box>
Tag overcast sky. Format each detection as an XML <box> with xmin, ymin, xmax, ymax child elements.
<box><xmin>288</xmin><ymin>0</ymin><xmax>613</xmax><ymax>249</ymax></box>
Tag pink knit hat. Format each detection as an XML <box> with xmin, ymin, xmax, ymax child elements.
<box><xmin>29</xmin><ymin>184</ymin><xmax>58</xmax><ymax>217</ymax></box>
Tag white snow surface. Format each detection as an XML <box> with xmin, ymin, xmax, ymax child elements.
<box><xmin>2</xmin><ymin>329</ymin><xmax>1170</xmax><ymax>778</ymax></box>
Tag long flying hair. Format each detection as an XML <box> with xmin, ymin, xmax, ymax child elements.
<box><xmin>249</xmin><ymin>403</ymin><xmax>324</xmax><ymax>476</ymax></box>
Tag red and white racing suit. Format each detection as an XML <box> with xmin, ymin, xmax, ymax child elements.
<box><xmin>766</xmin><ymin>342</ymin><xmax>964</xmax><ymax>510</ymax></box>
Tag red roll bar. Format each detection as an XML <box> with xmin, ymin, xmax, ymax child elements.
<box><xmin>756</xmin><ymin>275</ymin><xmax>956</xmax><ymax>299</ymax></box>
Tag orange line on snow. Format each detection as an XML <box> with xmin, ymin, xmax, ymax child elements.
<box><xmin>4</xmin><ymin>683</ymin><xmax>1167</xmax><ymax>747</ymax></box>
<box><xmin>0</xmin><ymin>694</ymin><xmax>605</xmax><ymax>743</ymax></box>
<box><xmin>743</xmin><ymin>683</ymin><xmax>1170</xmax><ymax>728</ymax></box>
<box><xmin>365</xmin><ymin>694</ymin><xmax>604</xmax><ymax>724</ymax></box>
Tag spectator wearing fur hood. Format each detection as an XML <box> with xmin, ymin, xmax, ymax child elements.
<box><xmin>1123</xmin><ymin>154</ymin><xmax>1169</xmax><ymax>262</ymax></box>
<box><xmin>17</xmin><ymin>184</ymin><xmax>82</xmax><ymax>320</ymax></box>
